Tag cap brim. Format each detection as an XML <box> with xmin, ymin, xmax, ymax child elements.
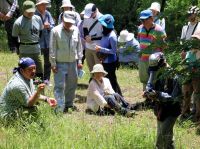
<box><xmin>25</xmin><ymin>8</ymin><xmax>36</xmax><ymax>13</ymax></box>
<box><xmin>84</xmin><ymin>12</ymin><xmax>92</xmax><ymax>18</ymax></box>
<box><xmin>63</xmin><ymin>18</ymin><xmax>75</xmax><ymax>24</ymax></box>
<box><xmin>36</xmin><ymin>2</ymin><xmax>49</xmax><ymax>6</ymax></box>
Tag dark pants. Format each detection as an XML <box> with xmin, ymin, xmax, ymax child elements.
<box><xmin>104</xmin><ymin>93</ymin><xmax>129</xmax><ymax>115</ymax></box>
<box><xmin>156</xmin><ymin>117</ymin><xmax>177</xmax><ymax>149</ymax></box>
<box><xmin>42</xmin><ymin>48</ymin><xmax>51</xmax><ymax>81</ymax></box>
<box><xmin>4</xmin><ymin>18</ymin><xmax>18</xmax><ymax>52</ymax></box>
<box><xmin>102</xmin><ymin>61</ymin><xmax>122</xmax><ymax>96</ymax></box>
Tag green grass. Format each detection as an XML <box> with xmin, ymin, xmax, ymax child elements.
<box><xmin>0</xmin><ymin>50</ymin><xmax>199</xmax><ymax>148</ymax></box>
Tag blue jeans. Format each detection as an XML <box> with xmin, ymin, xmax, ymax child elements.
<box><xmin>54</xmin><ymin>62</ymin><xmax>78</xmax><ymax>112</ymax></box>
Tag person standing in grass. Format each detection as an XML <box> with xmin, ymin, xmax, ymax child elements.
<box><xmin>12</xmin><ymin>0</ymin><xmax>44</xmax><ymax>81</ymax></box>
<box><xmin>0</xmin><ymin>0</ymin><xmax>19</xmax><ymax>53</ymax></box>
<box><xmin>137</xmin><ymin>9</ymin><xmax>167</xmax><ymax>91</ymax></box>
<box><xmin>144</xmin><ymin>52</ymin><xmax>181</xmax><ymax>149</ymax></box>
<box><xmin>49</xmin><ymin>11</ymin><xmax>83</xmax><ymax>113</ymax></box>
<box><xmin>86</xmin><ymin>64</ymin><xmax>135</xmax><ymax>117</ymax></box>
<box><xmin>95</xmin><ymin>14</ymin><xmax>122</xmax><ymax>96</ymax></box>
<box><xmin>35</xmin><ymin>0</ymin><xmax>55</xmax><ymax>85</ymax></box>
<box><xmin>0</xmin><ymin>57</ymin><xmax>57</xmax><ymax>120</ymax></box>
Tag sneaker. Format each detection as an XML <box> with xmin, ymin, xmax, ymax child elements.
<box><xmin>125</xmin><ymin>110</ymin><xmax>135</xmax><ymax>117</ymax></box>
<box><xmin>63</xmin><ymin>105</ymin><xmax>80</xmax><ymax>113</ymax></box>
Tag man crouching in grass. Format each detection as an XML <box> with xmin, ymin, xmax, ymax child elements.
<box><xmin>0</xmin><ymin>57</ymin><xmax>57</xmax><ymax>121</ymax></box>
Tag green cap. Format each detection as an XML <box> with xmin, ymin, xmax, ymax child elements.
<box><xmin>23</xmin><ymin>1</ymin><xmax>36</xmax><ymax>13</ymax></box>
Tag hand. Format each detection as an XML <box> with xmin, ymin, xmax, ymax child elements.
<box><xmin>181</xmin><ymin>50</ymin><xmax>186</xmax><ymax>59</ymax></box>
<box><xmin>51</xmin><ymin>66</ymin><xmax>58</xmax><ymax>73</ymax></box>
<box><xmin>77</xmin><ymin>63</ymin><xmax>83</xmax><ymax>69</ymax></box>
<box><xmin>44</xmin><ymin>22</ymin><xmax>50</xmax><ymax>29</ymax></box>
<box><xmin>85</xmin><ymin>35</ymin><xmax>92</xmax><ymax>43</ymax></box>
<box><xmin>143</xmin><ymin>90</ymin><xmax>158</xmax><ymax>101</ymax></box>
<box><xmin>47</xmin><ymin>98</ymin><xmax>57</xmax><ymax>107</ymax></box>
<box><xmin>95</xmin><ymin>45</ymin><xmax>101</xmax><ymax>52</ymax></box>
<box><xmin>37</xmin><ymin>83</ymin><xmax>46</xmax><ymax>93</ymax></box>
<box><xmin>0</xmin><ymin>13</ymin><xmax>5</xmax><ymax>21</ymax></box>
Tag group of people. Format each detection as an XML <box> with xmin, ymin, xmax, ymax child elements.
<box><xmin>0</xmin><ymin>0</ymin><xmax>200</xmax><ymax>148</ymax></box>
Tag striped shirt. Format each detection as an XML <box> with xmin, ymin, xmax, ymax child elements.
<box><xmin>138</xmin><ymin>24</ymin><xmax>166</xmax><ymax>61</ymax></box>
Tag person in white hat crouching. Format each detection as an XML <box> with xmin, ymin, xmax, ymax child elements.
<box><xmin>86</xmin><ymin>64</ymin><xmax>135</xmax><ymax>117</ymax></box>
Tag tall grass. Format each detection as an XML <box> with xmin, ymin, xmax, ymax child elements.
<box><xmin>0</xmin><ymin>49</ymin><xmax>199</xmax><ymax>148</ymax></box>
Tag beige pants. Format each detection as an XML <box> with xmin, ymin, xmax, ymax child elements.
<box><xmin>85</xmin><ymin>49</ymin><xmax>100</xmax><ymax>72</ymax></box>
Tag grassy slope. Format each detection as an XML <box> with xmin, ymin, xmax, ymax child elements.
<box><xmin>0</xmin><ymin>52</ymin><xmax>199</xmax><ymax>149</ymax></box>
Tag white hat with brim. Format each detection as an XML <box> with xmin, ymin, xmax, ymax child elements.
<box><xmin>63</xmin><ymin>11</ymin><xmax>75</xmax><ymax>24</ymax></box>
<box><xmin>149</xmin><ymin>2</ymin><xmax>161</xmax><ymax>12</ymax></box>
<box><xmin>90</xmin><ymin>64</ymin><xmax>108</xmax><ymax>76</ymax></box>
<box><xmin>61</xmin><ymin>0</ymin><xmax>74</xmax><ymax>8</ymax></box>
<box><xmin>36</xmin><ymin>0</ymin><xmax>49</xmax><ymax>6</ymax></box>
<box><xmin>118</xmin><ymin>30</ymin><xmax>134</xmax><ymax>43</ymax></box>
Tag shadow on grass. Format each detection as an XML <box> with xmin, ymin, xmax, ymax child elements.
<box><xmin>75</xmin><ymin>94</ymin><xmax>87</xmax><ymax>103</ymax></box>
<box><xmin>77</xmin><ymin>83</ymin><xmax>88</xmax><ymax>90</ymax></box>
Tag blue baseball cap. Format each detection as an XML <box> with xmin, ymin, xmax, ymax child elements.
<box><xmin>139</xmin><ymin>9</ymin><xmax>153</xmax><ymax>20</ymax></box>
<box><xmin>98</xmin><ymin>14</ymin><xmax>115</xmax><ymax>29</ymax></box>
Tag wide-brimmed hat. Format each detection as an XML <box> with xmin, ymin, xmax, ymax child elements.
<box><xmin>36</xmin><ymin>0</ymin><xmax>49</xmax><ymax>6</ymax></box>
<box><xmin>90</xmin><ymin>64</ymin><xmax>108</xmax><ymax>76</ymax></box>
<box><xmin>149</xmin><ymin>2</ymin><xmax>161</xmax><ymax>12</ymax></box>
<box><xmin>118</xmin><ymin>30</ymin><xmax>134</xmax><ymax>42</ymax></box>
<box><xmin>192</xmin><ymin>30</ymin><xmax>200</xmax><ymax>40</ymax></box>
<box><xmin>23</xmin><ymin>0</ymin><xmax>36</xmax><ymax>13</ymax></box>
<box><xmin>61</xmin><ymin>0</ymin><xmax>74</xmax><ymax>8</ymax></box>
<box><xmin>83</xmin><ymin>3</ymin><xmax>96</xmax><ymax>18</ymax></box>
<box><xmin>63</xmin><ymin>11</ymin><xmax>75</xmax><ymax>24</ymax></box>
<box><xmin>139</xmin><ymin>9</ymin><xmax>153</xmax><ymax>20</ymax></box>
<box><xmin>98</xmin><ymin>14</ymin><xmax>114</xmax><ymax>29</ymax></box>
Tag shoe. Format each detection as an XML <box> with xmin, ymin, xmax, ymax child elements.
<box><xmin>63</xmin><ymin>105</ymin><xmax>80</xmax><ymax>113</ymax></box>
<box><xmin>125</xmin><ymin>110</ymin><xmax>135</xmax><ymax>117</ymax></box>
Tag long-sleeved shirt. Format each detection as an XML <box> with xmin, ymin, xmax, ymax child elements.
<box><xmin>99</xmin><ymin>30</ymin><xmax>118</xmax><ymax>63</ymax></box>
<box><xmin>49</xmin><ymin>24</ymin><xmax>83</xmax><ymax>67</ymax></box>
<box><xmin>87</xmin><ymin>77</ymin><xmax>115</xmax><ymax>112</ymax></box>
<box><xmin>35</xmin><ymin>9</ymin><xmax>55</xmax><ymax>49</ymax></box>
<box><xmin>0</xmin><ymin>0</ymin><xmax>18</xmax><ymax>17</ymax></box>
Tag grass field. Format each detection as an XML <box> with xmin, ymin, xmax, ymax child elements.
<box><xmin>0</xmin><ymin>49</ymin><xmax>200</xmax><ymax>148</ymax></box>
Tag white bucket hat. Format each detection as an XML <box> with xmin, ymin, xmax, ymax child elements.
<box><xmin>63</xmin><ymin>11</ymin><xmax>75</xmax><ymax>24</ymax></box>
<box><xmin>118</xmin><ymin>30</ymin><xmax>134</xmax><ymax>43</ymax></box>
<box><xmin>36</xmin><ymin>0</ymin><xmax>49</xmax><ymax>6</ymax></box>
<box><xmin>91</xmin><ymin>64</ymin><xmax>108</xmax><ymax>76</ymax></box>
<box><xmin>150</xmin><ymin>2</ymin><xmax>161</xmax><ymax>12</ymax></box>
<box><xmin>61</xmin><ymin>0</ymin><xmax>74</xmax><ymax>8</ymax></box>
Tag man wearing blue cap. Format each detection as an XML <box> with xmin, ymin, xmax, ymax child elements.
<box><xmin>0</xmin><ymin>57</ymin><xmax>57</xmax><ymax>119</ymax></box>
<box><xmin>137</xmin><ymin>9</ymin><xmax>167</xmax><ymax>92</ymax></box>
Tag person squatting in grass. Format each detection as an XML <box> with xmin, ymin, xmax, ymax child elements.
<box><xmin>0</xmin><ymin>57</ymin><xmax>57</xmax><ymax>120</ymax></box>
<box><xmin>143</xmin><ymin>52</ymin><xmax>182</xmax><ymax>149</ymax></box>
<box><xmin>86</xmin><ymin>64</ymin><xmax>135</xmax><ymax>117</ymax></box>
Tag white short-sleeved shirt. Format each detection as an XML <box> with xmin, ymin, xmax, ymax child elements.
<box><xmin>181</xmin><ymin>22</ymin><xmax>200</xmax><ymax>40</ymax></box>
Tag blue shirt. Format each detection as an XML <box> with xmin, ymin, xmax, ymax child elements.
<box><xmin>99</xmin><ymin>31</ymin><xmax>117</xmax><ymax>63</ymax></box>
<box><xmin>35</xmin><ymin>10</ymin><xmax>55</xmax><ymax>49</ymax></box>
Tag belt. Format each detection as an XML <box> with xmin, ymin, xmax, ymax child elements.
<box><xmin>20</xmin><ymin>42</ymin><xmax>39</xmax><ymax>45</ymax></box>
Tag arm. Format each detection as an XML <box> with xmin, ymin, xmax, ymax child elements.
<box><xmin>6</xmin><ymin>0</ymin><xmax>18</xmax><ymax>19</ymax></box>
<box><xmin>88</xmin><ymin>81</ymin><xmax>107</xmax><ymax>108</ymax></box>
<box><xmin>98</xmin><ymin>36</ymin><xmax>117</xmax><ymax>54</ymax></box>
<box><xmin>49</xmin><ymin>29</ymin><xmax>57</xmax><ymax>72</ymax></box>
<box><xmin>77</xmin><ymin>30</ymin><xmax>83</xmax><ymax>68</ymax></box>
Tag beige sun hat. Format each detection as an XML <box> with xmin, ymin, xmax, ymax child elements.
<box><xmin>91</xmin><ymin>64</ymin><xmax>108</xmax><ymax>76</ymax></box>
<box><xmin>61</xmin><ymin>0</ymin><xmax>74</xmax><ymax>8</ymax></box>
<box><xmin>63</xmin><ymin>11</ymin><xmax>75</xmax><ymax>24</ymax></box>
<box><xmin>192</xmin><ymin>30</ymin><xmax>200</xmax><ymax>40</ymax></box>
<box><xmin>150</xmin><ymin>2</ymin><xmax>161</xmax><ymax>12</ymax></box>
<box><xmin>118</xmin><ymin>30</ymin><xmax>134</xmax><ymax>43</ymax></box>
<box><xmin>36</xmin><ymin>0</ymin><xmax>49</xmax><ymax>6</ymax></box>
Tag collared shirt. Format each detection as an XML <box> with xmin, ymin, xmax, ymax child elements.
<box><xmin>87</xmin><ymin>77</ymin><xmax>115</xmax><ymax>112</ymax></box>
<box><xmin>137</xmin><ymin>24</ymin><xmax>166</xmax><ymax>62</ymax></box>
<box><xmin>99</xmin><ymin>30</ymin><xmax>118</xmax><ymax>63</ymax></box>
<box><xmin>12</xmin><ymin>15</ymin><xmax>43</xmax><ymax>54</ymax></box>
<box><xmin>0</xmin><ymin>0</ymin><xmax>18</xmax><ymax>17</ymax></box>
<box><xmin>0</xmin><ymin>72</ymin><xmax>35</xmax><ymax>117</ymax></box>
<box><xmin>49</xmin><ymin>24</ymin><xmax>83</xmax><ymax>67</ymax></box>
<box><xmin>35</xmin><ymin>9</ymin><xmax>55</xmax><ymax>49</ymax></box>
